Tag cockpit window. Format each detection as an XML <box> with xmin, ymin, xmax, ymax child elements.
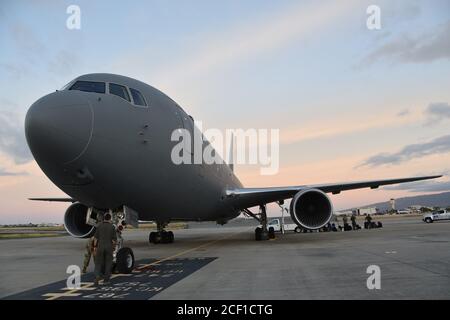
<box><xmin>130</xmin><ymin>88</ymin><xmax>147</xmax><ymax>106</ymax></box>
<box><xmin>61</xmin><ymin>81</ymin><xmax>75</xmax><ymax>90</ymax></box>
<box><xmin>69</xmin><ymin>81</ymin><xmax>105</xmax><ymax>93</ymax></box>
<box><xmin>109</xmin><ymin>83</ymin><xmax>131</xmax><ymax>102</ymax></box>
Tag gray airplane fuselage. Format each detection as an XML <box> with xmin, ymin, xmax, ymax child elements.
<box><xmin>25</xmin><ymin>74</ymin><xmax>242</xmax><ymax>223</ymax></box>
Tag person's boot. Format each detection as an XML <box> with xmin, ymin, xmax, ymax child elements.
<box><xmin>94</xmin><ymin>277</ymin><xmax>100</xmax><ymax>286</ymax></box>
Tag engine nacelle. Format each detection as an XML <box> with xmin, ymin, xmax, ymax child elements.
<box><xmin>290</xmin><ymin>188</ymin><xmax>333</xmax><ymax>230</ymax></box>
<box><xmin>64</xmin><ymin>202</ymin><xmax>96</xmax><ymax>238</ymax></box>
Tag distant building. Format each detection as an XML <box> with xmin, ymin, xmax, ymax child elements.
<box><xmin>409</xmin><ymin>205</ymin><xmax>434</xmax><ymax>213</ymax></box>
<box><xmin>358</xmin><ymin>207</ymin><xmax>379</xmax><ymax>215</ymax></box>
<box><xmin>408</xmin><ymin>205</ymin><xmax>428</xmax><ymax>213</ymax></box>
<box><xmin>335</xmin><ymin>210</ymin><xmax>354</xmax><ymax>216</ymax></box>
<box><xmin>336</xmin><ymin>207</ymin><xmax>378</xmax><ymax>216</ymax></box>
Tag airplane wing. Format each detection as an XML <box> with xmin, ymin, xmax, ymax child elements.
<box><xmin>29</xmin><ymin>197</ymin><xmax>76</xmax><ymax>202</ymax></box>
<box><xmin>226</xmin><ymin>175</ymin><xmax>442</xmax><ymax>210</ymax></box>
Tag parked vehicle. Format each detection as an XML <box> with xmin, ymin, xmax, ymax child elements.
<box><xmin>266</xmin><ymin>218</ymin><xmax>302</xmax><ymax>233</ymax></box>
<box><xmin>423</xmin><ymin>209</ymin><xmax>450</xmax><ymax>223</ymax></box>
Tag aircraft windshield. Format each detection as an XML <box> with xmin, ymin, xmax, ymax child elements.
<box><xmin>69</xmin><ymin>81</ymin><xmax>106</xmax><ymax>94</ymax></box>
<box><xmin>130</xmin><ymin>88</ymin><xmax>147</xmax><ymax>106</ymax></box>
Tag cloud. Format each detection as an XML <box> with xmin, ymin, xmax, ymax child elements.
<box><xmin>362</xmin><ymin>21</ymin><xmax>450</xmax><ymax>65</ymax></box>
<box><xmin>9</xmin><ymin>22</ymin><xmax>46</xmax><ymax>64</ymax></box>
<box><xmin>0</xmin><ymin>167</ymin><xmax>28</xmax><ymax>177</ymax></box>
<box><xmin>2</xmin><ymin>22</ymin><xmax>79</xmax><ymax>79</ymax></box>
<box><xmin>396</xmin><ymin>109</ymin><xmax>410</xmax><ymax>117</ymax></box>
<box><xmin>384</xmin><ymin>2</ymin><xmax>421</xmax><ymax>25</ymax></box>
<box><xmin>281</xmin><ymin>109</ymin><xmax>420</xmax><ymax>145</ymax></box>
<box><xmin>0</xmin><ymin>62</ymin><xmax>30</xmax><ymax>79</ymax></box>
<box><xmin>424</xmin><ymin>102</ymin><xmax>450</xmax><ymax>125</ymax></box>
<box><xmin>0</xmin><ymin>22</ymin><xmax>46</xmax><ymax>79</ymax></box>
<box><xmin>383</xmin><ymin>179</ymin><xmax>450</xmax><ymax>193</ymax></box>
<box><xmin>0</xmin><ymin>108</ymin><xmax>32</xmax><ymax>164</ymax></box>
<box><xmin>47</xmin><ymin>50</ymin><xmax>80</xmax><ymax>76</ymax></box>
<box><xmin>360</xmin><ymin>134</ymin><xmax>450</xmax><ymax>167</ymax></box>
<box><xmin>152</xmin><ymin>0</ymin><xmax>360</xmax><ymax>88</ymax></box>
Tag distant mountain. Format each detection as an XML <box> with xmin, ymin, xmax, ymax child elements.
<box><xmin>359</xmin><ymin>192</ymin><xmax>450</xmax><ymax>211</ymax></box>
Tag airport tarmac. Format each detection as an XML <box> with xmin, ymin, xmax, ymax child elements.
<box><xmin>1</xmin><ymin>215</ymin><xmax>450</xmax><ymax>299</ymax></box>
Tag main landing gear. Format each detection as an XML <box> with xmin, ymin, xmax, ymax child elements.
<box><xmin>243</xmin><ymin>205</ymin><xmax>275</xmax><ymax>241</ymax></box>
<box><xmin>149</xmin><ymin>221</ymin><xmax>174</xmax><ymax>244</ymax></box>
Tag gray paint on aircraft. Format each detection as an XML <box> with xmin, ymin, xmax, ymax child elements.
<box><xmin>26</xmin><ymin>73</ymin><xmax>242</xmax><ymax>223</ymax></box>
<box><xmin>25</xmin><ymin>73</ymin><xmax>441</xmax><ymax>224</ymax></box>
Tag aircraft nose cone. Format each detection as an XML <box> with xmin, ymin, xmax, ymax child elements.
<box><xmin>25</xmin><ymin>91</ymin><xmax>93</xmax><ymax>165</ymax></box>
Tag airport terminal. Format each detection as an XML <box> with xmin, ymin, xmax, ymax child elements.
<box><xmin>1</xmin><ymin>0</ymin><xmax>450</xmax><ymax>304</ymax></box>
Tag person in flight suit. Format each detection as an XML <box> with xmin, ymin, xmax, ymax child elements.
<box><xmin>93</xmin><ymin>212</ymin><xmax>117</xmax><ymax>285</ymax></box>
<box><xmin>342</xmin><ymin>214</ymin><xmax>348</xmax><ymax>224</ymax></box>
<box><xmin>350</xmin><ymin>214</ymin><xmax>357</xmax><ymax>230</ymax></box>
<box><xmin>342</xmin><ymin>215</ymin><xmax>349</xmax><ymax>230</ymax></box>
<box><xmin>365</xmin><ymin>214</ymin><xmax>373</xmax><ymax>229</ymax></box>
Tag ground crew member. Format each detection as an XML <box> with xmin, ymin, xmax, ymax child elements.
<box><xmin>93</xmin><ymin>213</ymin><xmax>117</xmax><ymax>285</ymax></box>
<box><xmin>82</xmin><ymin>213</ymin><xmax>103</xmax><ymax>273</ymax></box>
<box><xmin>366</xmin><ymin>214</ymin><xmax>373</xmax><ymax>229</ymax></box>
<box><xmin>82</xmin><ymin>236</ymin><xmax>95</xmax><ymax>273</ymax></box>
<box><xmin>342</xmin><ymin>214</ymin><xmax>348</xmax><ymax>226</ymax></box>
<box><xmin>351</xmin><ymin>214</ymin><xmax>357</xmax><ymax>230</ymax></box>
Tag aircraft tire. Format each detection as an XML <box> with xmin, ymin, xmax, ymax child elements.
<box><xmin>149</xmin><ymin>232</ymin><xmax>155</xmax><ymax>243</ymax></box>
<box><xmin>116</xmin><ymin>247</ymin><xmax>135</xmax><ymax>274</ymax></box>
<box><xmin>150</xmin><ymin>231</ymin><xmax>162</xmax><ymax>244</ymax></box>
<box><xmin>161</xmin><ymin>231</ymin><xmax>172</xmax><ymax>244</ymax></box>
<box><xmin>167</xmin><ymin>231</ymin><xmax>174</xmax><ymax>243</ymax></box>
<box><xmin>260</xmin><ymin>230</ymin><xmax>269</xmax><ymax>241</ymax></box>
<box><xmin>255</xmin><ymin>227</ymin><xmax>262</xmax><ymax>241</ymax></box>
<box><xmin>268</xmin><ymin>227</ymin><xmax>275</xmax><ymax>239</ymax></box>
<box><xmin>155</xmin><ymin>232</ymin><xmax>163</xmax><ymax>243</ymax></box>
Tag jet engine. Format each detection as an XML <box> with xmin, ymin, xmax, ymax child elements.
<box><xmin>290</xmin><ymin>189</ymin><xmax>333</xmax><ymax>230</ymax></box>
<box><xmin>64</xmin><ymin>202</ymin><xmax>96</xmax><ymax>238</ymax></box>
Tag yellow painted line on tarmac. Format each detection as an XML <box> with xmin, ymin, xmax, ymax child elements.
<box><xmin>136</xmin><ymin>228</ymin><xmax>251</xmax><ymax>270</ymax></box>
<box><xmin>43</xmin><ymin>282</ymin><xmax>94</xmax><ymax>300</ymax></box>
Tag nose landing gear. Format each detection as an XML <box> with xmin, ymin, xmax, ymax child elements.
<box><xmin>104</xmin><ymin>209</ymin><xmax>135</xmax><ymax>274</ymax></box>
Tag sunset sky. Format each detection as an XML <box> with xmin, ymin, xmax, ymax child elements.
<box><xmin>1</xmin><ymin>0</ymin><xmax>449</xmax><ymax>223</ymax></box>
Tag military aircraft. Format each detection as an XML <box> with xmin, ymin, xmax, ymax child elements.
<box><xmin>25</xmin><ymin>73</ymin><xmax>441</xmax><ymax>272</ymax></box>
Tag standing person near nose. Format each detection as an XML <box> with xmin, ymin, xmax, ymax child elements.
<box><xmin>93</xmin><ymin>212</ymin><xmax>117</xmax><ymax>285</ymax></box>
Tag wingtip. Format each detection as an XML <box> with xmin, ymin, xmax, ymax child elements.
<box><xmin>417</xmin><ymin>174</ymin><xmax>443</xmax><ymax>180</ymax></box>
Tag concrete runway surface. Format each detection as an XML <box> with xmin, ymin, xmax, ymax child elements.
<box><xmin>1</xmin><ymin>216</ymin><xmax>450</xmax><ymax>299</ymax></box>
